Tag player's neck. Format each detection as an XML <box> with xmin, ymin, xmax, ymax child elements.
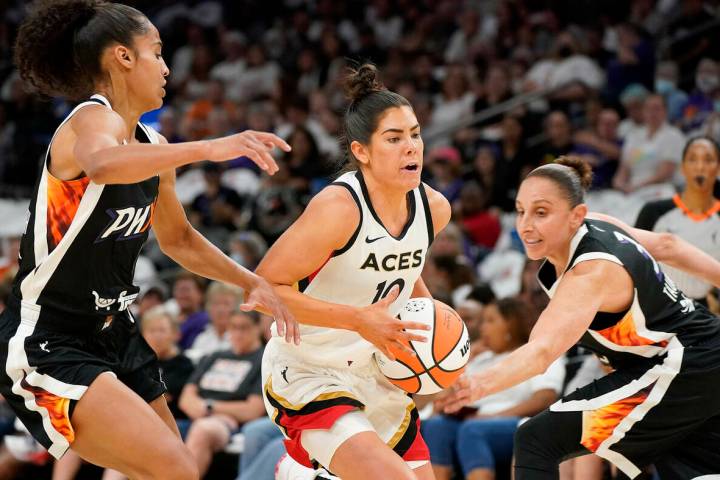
<box><xmin>362</xmin><ymin>174</ymin><xmax>410</xmax><ymax>235</ymax></box>
<box><xmin>680</xmin><ymin>189</ymin><xmax>715</xmax><ymax>214</ymax></box>
<box><xmin>95</xmin><ymin>85</ymin><xmax>143</xmax><ymax>142</ymax></box>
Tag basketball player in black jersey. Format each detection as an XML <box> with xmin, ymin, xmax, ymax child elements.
<box><xmin>440</xmin><ymin>156</ymin><xmax>720</xmax><ymax>479</ymax></box>
<box><xmin>2</xmin><ymin>1</ymin><xmax>295</xmax><ymax>479</ymax></box>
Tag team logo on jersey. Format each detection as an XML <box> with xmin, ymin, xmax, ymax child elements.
<box><xmin>360</xmin><ymin>249</ymin><xmax>423</xmax><ymax>272</ymax></box>
<box><xmin>92</xmin><ymin>290</ymin><xmax>138</xmax><ymax>311</ymax></box>
<box><xmin>96</xmin><ymin>202</ymin><xmax>155</xmax><ymax>242</ymax></box>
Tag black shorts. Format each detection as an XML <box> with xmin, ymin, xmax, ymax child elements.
<box><xmin>0</xmin><ymin>303</ymin><xmax>165</xmax><ymax>459</ymax></box>
<box><xmin>520</xmin><ymin>337</ymin><xmax>720</xmax><ymax>479</ymax></box>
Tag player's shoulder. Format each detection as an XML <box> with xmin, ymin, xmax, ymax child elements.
<box><xmin>69</xmin><ymin>102</ymin><xmax>125</xmax><ymax>137</ymax></box>
<box><xmin>421</xmin><ymin>182</ymin><xmax>451</xmax><ymax>233</ymax></box>
<box><xmin>305</xmin><ymin>182</ymin><xmax>362</xmax><ymax>226</ymax></box>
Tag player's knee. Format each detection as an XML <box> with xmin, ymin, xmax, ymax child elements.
<box><xmin>152</xmin><ymin>449</ymin><xmax>199</xmax><ymax>480</ymax></box>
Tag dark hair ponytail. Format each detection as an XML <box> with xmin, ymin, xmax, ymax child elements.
<box><xmin>341</xmin><ymin>63</ymin><xmax>411</xmax><ymax>169</ymax></box>
<box><xmin>525</xmin><ymin>155</ymin><xmax>593</xmax><ymax>207</ymax></box>
<box><xmin>14</xmin><ymin>0</ymin><xmax>148</xmax><ymax>100</ymax></box>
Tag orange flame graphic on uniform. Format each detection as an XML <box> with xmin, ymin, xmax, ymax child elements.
<box><xmin>46</xmin><ymin>175</ymin><xmax>90</xmax><ymax>252</ymax></box>
<box><xmin>595</xmin><ymin>312</ymin><xmax>668</xmax><ymax>348</ymax></box>
<box><xmin>580</xmin><ymin>382</ymin><xmax>654</xmax><ymax>452</ymax></box>
<box><xmin>20</xmin><ymin>374</ymin><xmax>75</xmax><ymax>444</ymax></box>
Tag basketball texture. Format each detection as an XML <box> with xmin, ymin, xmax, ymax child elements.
<box><xmin>375</xmin><ymin>297</ymin><xmax>470</xmax><ymax>395</ymax></box>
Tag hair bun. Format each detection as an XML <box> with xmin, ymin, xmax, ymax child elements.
<box><xmin>344</xmin><ymin>63</ymin><xmax>385</xmax><ymax>104</ymax></box>
<box><xmin>555</xmin><ymin>155</ymin><xmax>593</xmax><ymax>191</ymax></box>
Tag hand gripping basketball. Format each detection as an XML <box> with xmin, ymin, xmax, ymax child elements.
<box><xmin>355</xmin><ymin>286</ymin><xmax>430</xmax><ymax>361</ymax></box>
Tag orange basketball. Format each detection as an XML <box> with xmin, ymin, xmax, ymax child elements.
<box><xmin>374</xmin><ymin>297</ymin><xmax>470</xmax><ymax>395</ymax></box>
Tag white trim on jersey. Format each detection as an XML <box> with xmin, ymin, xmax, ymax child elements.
<box><xmin>20</xmin><ymin>182</ymin><xmax>105</xmax><ymax>303</ymax></box>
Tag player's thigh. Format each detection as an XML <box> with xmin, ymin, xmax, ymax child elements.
<box><xmin>70</xmin><ymin>372</ymin><xmax>197</xmax><ymax>480</ymax></box>
<box><xmin>147</xmin><ymin>394</ymin><xmax>181</xmax><ymax>438</ymax></box>
<box><xmin>328</xmin><ymin>431</ymin><xmax>416</xmax><ymax>480</ymax></box>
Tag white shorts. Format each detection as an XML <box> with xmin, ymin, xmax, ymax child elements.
<box><xmin>261</xmin><ymin>338</ymin><xmax>429</xmax><ymax>471</ymax></box>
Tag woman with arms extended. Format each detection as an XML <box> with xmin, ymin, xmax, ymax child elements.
<box><xmin>255</xmin><ymin>64</ymin><xmax>452</xmax><ymax>480</ymax></box>
<box><xmin>2</xmin><ymin>1</ymin><xmax>294</xmax><ymax>479</ymax></box>
<box><xmin>440</xmin><ymin>155</ymin><xmax>720</xmax><ymax>479</ymax></box>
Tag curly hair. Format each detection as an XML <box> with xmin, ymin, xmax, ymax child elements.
<box><xmin>14</xmin><ymin>0</ymin><xmax>148</xmax><ymax>100</ymax></box>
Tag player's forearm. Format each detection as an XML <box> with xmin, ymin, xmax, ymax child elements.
<box><xmin>659</xmin><ymin>234</ymin><xmax>720</xmax><ymax>288</ymax></box>
<box><xmin>162</xmin><ymin>225</ymin><xmax>258</xmax><ymax>291</ymax></box>
<box><xmin>473</xmin><ymin>341</ymin><xmax>554</xmax><ymax>399</ymax></box>
<box><xmin>272</xmin><ymin>285</ymin><xmax>360</xmax><ymax>331</ymax></box>
<box><xmin>86</xmin><ymin>141</ymin><xmax>209</xmax><ymax>184</ymax></box>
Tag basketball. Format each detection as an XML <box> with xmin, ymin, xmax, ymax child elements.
<box><xmin>375</xmin><ymin>297</ymin><xmax>470</xmax><ymax>395</ymax></box>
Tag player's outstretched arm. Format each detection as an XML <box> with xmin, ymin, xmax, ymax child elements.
<box><xmin>589</xmin><ymin>212</ymin><xmax>720</xmax><ymax>288</ymax></box>
<box><xmin>255</xmin><ymin>185</ymin><xmax>429</xmax><ymax>360</ymax></box>
<box><xmin>70</xmin><ymin>106</ymin><xmax>289</xmax><ymax>184</ymax></box>
<box><xmin>437</xmin><ymin>260</ymin><xmax>617</xmax><ymax>413</ymax></box>
<box><xmin>152</xmin><ymin>149</ymin><xmax>294</xmax><ymax>339</ymax></box>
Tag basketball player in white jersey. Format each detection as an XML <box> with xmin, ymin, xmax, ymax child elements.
<box><xmin>256</xmin><ymin>64</ymin><xmax>451</xmax><ymax>480</ymax></box>
<box><xmin>5</xmin><ymin>2</ymin><xmax>294</xmax><ymax>479</ymax></box>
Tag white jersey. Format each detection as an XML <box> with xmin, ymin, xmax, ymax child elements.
<box><xmin>270</xmin><ymin>170</ymin><xmax>434</xmax><ymax>367</ymax></box>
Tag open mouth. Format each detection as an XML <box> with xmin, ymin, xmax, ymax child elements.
<box><xmin>402</xmin><ymin>163</ymin><xmax>419</xmax><ymax>172</ymax></box>
<box><xmin>695</xmin><ymin>175</ymin><xmax>706</xmax><ymax>186</ymax></box>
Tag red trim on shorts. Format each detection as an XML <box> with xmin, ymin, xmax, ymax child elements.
<box><xmin>400</xmin><ymin>418</ymin><xmax>430</xmax><ymax>461</ymax></box>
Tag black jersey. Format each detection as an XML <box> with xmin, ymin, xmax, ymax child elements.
<box><xmin>12</xmin><ymin>95</ymin><xmax>159</xmax><ymax>331</ymax></box>
<box><xmin>635</xmin><ymin>194</ymin><xmax>720</xmax><ymax>300</ymax></box>
<box><xmin>538</xmin><ymin>218</ymin><xmax>720</xmax><ymax>369</ymax></box>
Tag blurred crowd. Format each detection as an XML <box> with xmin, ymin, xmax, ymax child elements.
<box><xmin>1</xmin><ymin>0</ymin><xmax>720</xmax><ymax>478</ymax></box>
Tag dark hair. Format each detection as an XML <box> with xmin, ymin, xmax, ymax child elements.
<box><xmin>342</xmin><ymin>63</ymin><xmax>412</xmax><ymax>168</ymax></box>
<box><xmin>525</xmin><ymin>155</ymin><xmax>593</xmax><ymax>207</ymax></box>
<box><xmin>682</xmin><ymin>136</ymin><xmax>720</xmax><ymax>162</ymax></box>
<box><xmin>14</xmin><ymin>0</ymin><xmax>148</xmax><ymax>100</ymax></box>
<box><xmin>493</xmin><ymin>297</ymin><xmax>530</xmax><ymax>345</ymax></box>
<box><xmin>230</xmin><ymin>309</ymin><xmax>261</xmax><ymax>325</ymax></box>
<box><xmin>173</xmin><ymin>270</ymin><xmax>206</xmax><ymax>293</ymax></box>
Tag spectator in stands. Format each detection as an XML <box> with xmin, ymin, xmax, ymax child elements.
<box><xmin>186</xmin><ymin>282</ymin><xmax>243</xmax><ymax>362</ymax></box>
<box><xmin>444</xmin><ymin>8</ymin><xmax>489</xmax><ymax>64</ymax></box>
<box><xmin>234</xmin><ymin>44</ymin><xmax>281</xmax><ymax>102</ymax></box>
<box><xmin>534</xmin><ymin>111</ymin><xmax>576</xmax><ymax>167</ymax></box>
<box><xmin>135</xmin><ymin>285</ymin><xmax>167</xmax><ymax>318</ymax></box>
<box><xmin>613</xmin><ymin>94</ymin><xmax>685</xmax><ymax>194</ymax></box>
<box><xmin>426</xmin><ymin>146</ymin><xmax>465</xmax><ymax>203</ymax></box>
<box><xmin>249</xmin><ymin>158</ymin><xmax>304</xmax><ymax>244</ymax></box>
<box><xmin>455</xmin><ymin>297</ymin><xmax>486</xmax><ymax>358</ymax></box>
<box><xmin>182</xmin><ymin>78</ymin><xmax>239</xmax><ymax>140</ymax></box>
<box><xmin>604</xmin><ymin>22</ymin><xmax>655</xmax><ymax>102</ymax></box>
<box><xmin>680</xmin><ymin>58</ymin><xmax>720</xmax><ymax>134</ymax></box>
<box><xmin>141</xmin><ymin>307</ymin><xmax>194</xmax><ymax>424</ymax></box>
<box><xmin>573</xmin><ymin>108</ymin><xmax>621</xmax><ymax>189</ymax></box>
<box><xmin>654</xmin><ymin>61</ymin><xmax>688</xmax><ymax>124</ymax></box>
<box><xmin>282</xmin><ymin>126</ymin><xmax>328</xmax><ymax>199</ymax></box>
<box><xmin>167</xmin><ymin>271</ymin><xmax>209</xmax><ymax>350</ymax></box>
<box><xmin>424</xmin><ymin>298</ymin><xmax>563</xmax><ymax>480</ymax></box>
<box><xmin>180</xmin><ymin>44</ymin><xmax>216</xmax><ymax>102</ymax></box>
<box><xmin>429</xmin><ymin>65</ymin><xmax>476</xmax><ymax>146</ymax></box>
<box><xmin>236</xmin><ymin>416</ymin><xmax>285</xmax><ymax>480</ymax></box>
<box><xmin>158</xmin><ymin>107</ymin><xmax>185</xmax><ymax>144</ymax></box>
<box><xmin>210</xmin><ymin>30</ymin><xmax>247</xmax><ymax>103</ymax></box>
<box><xmin>180</xmin><ymin>310</ymin><xmax>265</xmax><ymax>478</ymax></box>
<box><xmin>617</xmin><ymin>83</ymin><xmax>649</xmax><ymax>139</ymax></box>
<box><xmin>454</xmin><ymin>181</ymin><xmax>501</xmax><ymax>251</ymax></box>
<box><xmin>227</xmin><ymin>230</ymin><xmax>269</xmax><ymax>271</ymax></box>
<box><xmin>635</xmin><ymin>137</ymin><xmax>720</xmax><ymax>306</ymax></box>
<box><xmin>189</xmin><ymin>162</ymin><xmax>246</xmax><ymax>233</ymax></box>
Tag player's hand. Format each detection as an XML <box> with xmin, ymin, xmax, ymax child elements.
<box><xmin>205</xmin><ymin>130</ymin><xmax>291</xmax><ymax>174</ymax></box>
<box><xmin>435</xmin><ymin>374</ymin><xmax>484</xmax><ymax>414</ymax></box>
<box><xmin>241</xmin><ymin>274</ymin><xmax>300</xmax><ymax>345</ymax></box>
<box><xmin>354</xmin><ymin>286</ymin><xmax>430</xmax><ymax>361</ymax></box>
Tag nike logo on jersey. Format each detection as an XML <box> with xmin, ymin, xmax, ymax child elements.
<box><xmin>360</xmin><ymin>249</ymin><xmax>423</xmax><ymax>271</ymax></box>
<box><xmin>365</xmin><ymin>235</ymin><xmax>387</xmax><ymax>243</ymax></box>
<box><xmin>97</xmin><ymin>203</ymin><xmax>155</xmax><ymax>242</ymax></box>
<box><xmin>92</xmin><ymin>290</ymin><xmax>138</xmax><ymax>312</ymax></box>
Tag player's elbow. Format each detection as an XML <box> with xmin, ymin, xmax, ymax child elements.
<box><xmin>533</xmin><ymin>341</ymin><xmax>559</xmax><ymax>375</ymax></box>
<box><xmin>84</xmin><ymin>161</ymin><xmax>111</xmax><ymax>184</ymax></box>
<box><xmin>157</xmin><ymin>222</ymin><xmax>192</xmax><ymax>257</ymax></box>
<box><xmin>653</xmin><ymin>232</ymin><xmax>678</xmax><ymax>262</ymax></box>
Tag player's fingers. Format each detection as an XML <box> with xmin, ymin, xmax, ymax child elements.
<box><xmin>400</xmin><ymin>331</ymin><xmax>427</xmax><ymax>343</ymax></box>
<box><xmin>254</xmin><ymin>132</ymin><xmax>292</xmax><ymax>152</ymax></box>
<box><xmin>239</xmin><ymin>301</ymin><xmax>257</xmax><ymax>312</ymax></box>
<box><xmin>393</xmin><ymin>340</ymin><xmax>416</xmax><ymax>356</ymax></box>
<box><xmin>398</xmin><ymin>321</ymin><xmax>431</xmax><ymax>331</ymax></box>
<box><xmin>382</xmin><ymin>345</ymin><xmax>396</xmax><ymax>362</ymax></box>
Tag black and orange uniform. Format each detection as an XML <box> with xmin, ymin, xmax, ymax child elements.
<box><xmin>635</xmin><ymin>194</ymin><xmax>720</xmax><ymax>302</ymax></box>
<box><xmin>0</xmin><ymin>94</ymin><xmax>165</xmax><ymax>459</ymax></box>
<box><xmin>514</xmin><ymin>219</ymin><xmax>720</xmax><ymax>480</ymax></box>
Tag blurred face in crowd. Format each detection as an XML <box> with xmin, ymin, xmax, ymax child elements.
<box><xmin>142</xmin><ymin>313</ymin><xmax>178</xmax><ymax>359</ymax></box>
<box><xmin>352</xmin><ymin>106</ymin><xmax>423</xmax><ymax>192</ymax></box>
<box><xmin>546</xmin><ymin>112</ymin><xmax>571</xmax><ymax>146</ymax></box>
<box><xmin>695</xmin><ymin>58</ymin><xmax>720</xmax><ymax>94</ymax></box>
<box><xmin>228</xmin><ymin>312</ymin><xmax>261</xmax><ymax>354</ymax></box>
<box><xmin>173</xmin><ymin>278</ymin><xmax>203</xmax><ymax>313</ymax></box>
<box><xmin>643</xmin><ymin>95</ymin><xmax>666</xmax><ymax>130</ymax></box>
<box><xmin>480</xmin><ymin>304</ymin><xmax>513</xmax><ymax>353</ymax></box>
<box><xmin>442</xmin><ymin>67</ymin><xmax>468</xmax><ymax>99</ymax></box>
<box><xmin>502</xmin><ymin>115</ymin><xmax>522</xmax><ymax>144</ymax></box>
<box><xmin>597</xmin><ymin>109</ymin><xmax>619</xmax><ymax>140</ymax></box>
<box><xmin>515</xmin><ymin>177</ymin><xmax>586</xmax><ymax>262</ymax></box>
<box><xmin>456</xmin><ymin>299</ymin><xmax>483</xmax><ymax>342</ymax></box>
<box><xmin>429</xmin><ymin>223</ymin><xmax>462</xmax><ymax>257</ymax></box>
<box><xmin>682</xmin><ymin>139</ymin><xmax>719</xmax><ymax>195</ymax></box>
<box><xmin>486</xmin><ymin>66</ymin><xmax>510</xmax><ymax>100</ymax></box>
<box><xmin>207</xmin><ymin>291</ymin><xmax>238</xmax><ymax>332</ymax></box>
